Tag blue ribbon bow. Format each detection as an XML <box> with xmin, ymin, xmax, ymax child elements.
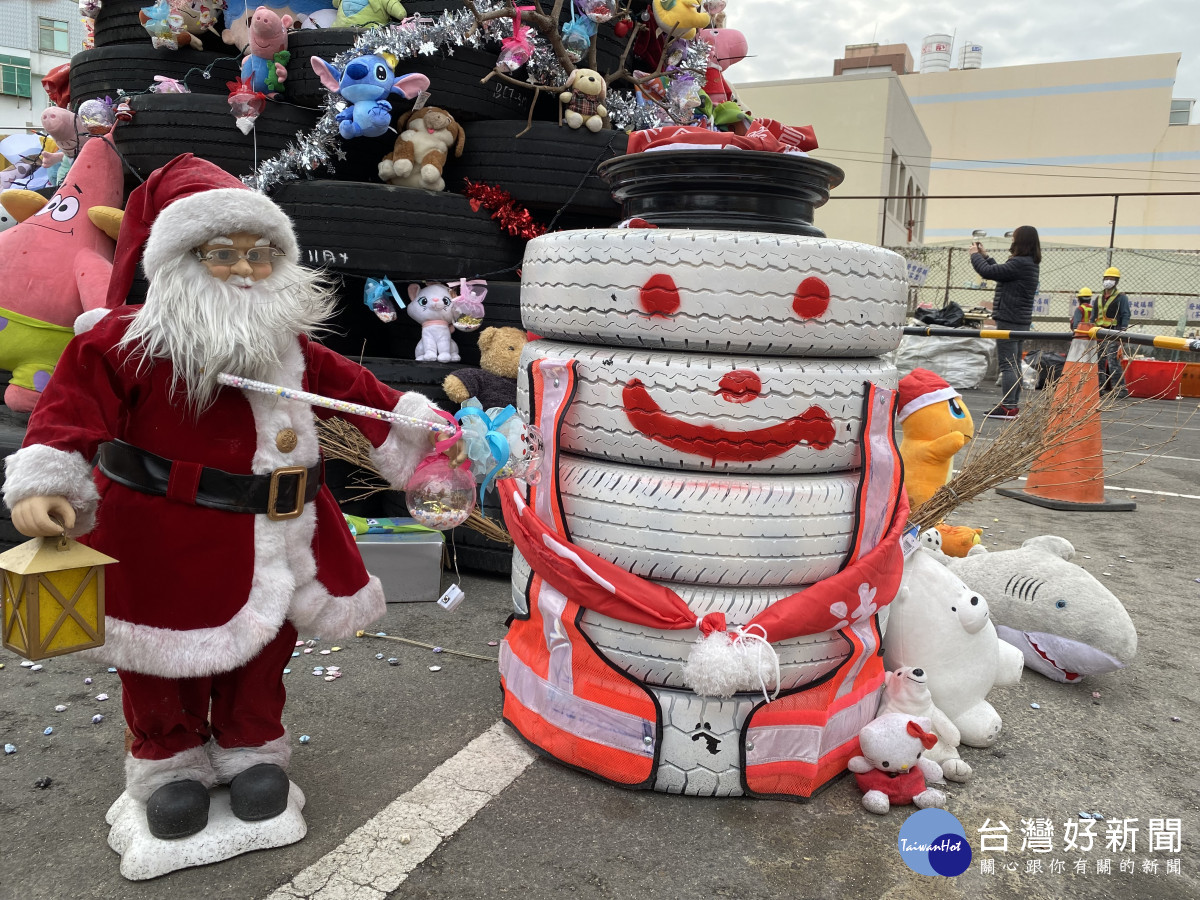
<box><xmin>455</xmin><ymin>404</ymin><xmax>517</xmax><ymax>506</ymax></box>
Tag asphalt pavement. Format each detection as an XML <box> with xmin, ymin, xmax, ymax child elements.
<box><xmin>1</xmin><ymin>384</ymin><xmax>1198</xmax><ymax>900</ymax></box>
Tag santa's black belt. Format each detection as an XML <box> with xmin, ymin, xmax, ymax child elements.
<box><xmin>98</xmin><ymin>439</ymin><xmax>322</xmax><ymax>521</ymax></box>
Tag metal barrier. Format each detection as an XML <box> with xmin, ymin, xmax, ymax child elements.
<box><xmin>902</xmin><ymin>326</ymin><xmax>1200</xmax><ymax>353</ymax></box>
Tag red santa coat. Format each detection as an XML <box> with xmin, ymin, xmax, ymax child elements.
<box><xmin>6</xmin><ymin>312</ymin><xmax>433</xmax><ymax>679</ymax></box>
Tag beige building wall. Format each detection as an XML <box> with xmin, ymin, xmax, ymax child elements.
<box><xmin>898</xmin><ymin>53</ymin><xmax>1200</xmax><ymax>249</ymax></box>
<box><xmin>735</xmin><ymin>73</ymin><xmax>931</xmax><ymax>247</ymax></box>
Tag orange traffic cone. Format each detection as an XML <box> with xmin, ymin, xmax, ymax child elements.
<box><xmin>997</xmin><ymin>333</ymin><xmax>1135</xmax><ymax>511</ymax></box>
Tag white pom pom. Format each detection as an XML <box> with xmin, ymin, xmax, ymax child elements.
<box><xmin>682</xmin><ymin>629</ymin><xmax>750</xmax><ymax>699</ymax></box>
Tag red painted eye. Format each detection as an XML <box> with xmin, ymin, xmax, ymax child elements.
<box><xmin>793</xmin><ymin>276</ymin><xmax>831</xmax><ymax>319</ymax></box>
<box><xmin>717</xmin><ymin>370</ymin><xmax>761</xmax><ymax>403</ymax></box>
<box><xmin>639</xmin><ymin>273</ymin><xmax>681</xmax><ymax>317</ymax></box>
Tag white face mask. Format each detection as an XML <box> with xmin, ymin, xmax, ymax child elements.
<box><xmin>1103</xmin><ymin>279</ymin><xmax>1117</xmax><ymax>289</ymax></box>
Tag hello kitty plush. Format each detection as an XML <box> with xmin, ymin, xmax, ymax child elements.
<box><xmin>848</xmin><ymin>713</ymin><xmax>947</xmax><ymax>815</ymax></box>
<box><xmin>407</xmin><ymin>283</ymin><xmax>460</xmax><ymax>362</ymax></box>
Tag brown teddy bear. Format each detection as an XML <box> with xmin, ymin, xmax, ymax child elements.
<box><xmin>559</xmin><ymin>68</ymin><xmax>608</xmax><ymax>132</ymax></box>
<box><xmin>443</xmin><ymin>327</ymin><xmax>528</xmax><ymax>410</ymax></box>
<box><xmin>377</xmin><ymin>106</ymin><xmax>466</xmax><ymax>192</ymax></box>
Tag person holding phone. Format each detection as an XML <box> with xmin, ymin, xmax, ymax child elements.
<box><xmin>969</xmin><ymin>226</ymin><xmax>1041</xmax><ymax>419</ymax></box>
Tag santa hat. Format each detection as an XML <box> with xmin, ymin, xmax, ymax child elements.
<box><xmin>896</xmin><ymin>368</ymin><xmax>960</xmax><ymax>423</ymax></box>
<box><xmin>106</xmin><ymin>154</ymin><xmax>299</xmax><ymax>308</ymax></box>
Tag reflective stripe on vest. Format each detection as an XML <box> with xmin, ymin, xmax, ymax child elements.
<box><xmin>743</xmin><ymin>382</ymin><xmax>900</xmax><ymax>797</ymax></box>
<box><xmin>1095</xmin><ymin>292</ymin><xmax>1121</xmax><ymax>327</ymax></box>
<box><xmin>501</xmin><ymin>358</ymin><xmax>658</xmax><ymax>786</ymax></box>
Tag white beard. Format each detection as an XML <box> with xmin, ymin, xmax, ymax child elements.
<box><xmin>119</xmin><ymin>253</ymin><xmax>338</xmax><ymax>415</ymax></box>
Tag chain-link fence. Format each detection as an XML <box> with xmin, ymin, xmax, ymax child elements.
<box><xmin>890</xmin><ymin>242</ymin><xmax>1200</xmax><ymax>343</ymax></box>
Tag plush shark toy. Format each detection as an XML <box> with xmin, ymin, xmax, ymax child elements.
<box><xmin>939</xmin><ymin>536</ymin><xmax>1138</xmax><ymax>684</ymax></box>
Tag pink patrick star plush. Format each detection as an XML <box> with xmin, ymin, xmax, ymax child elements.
<box><xmin>0</xmin><ymin>135</ymin><xmax>124</xmax><ymax>412</ymax></box>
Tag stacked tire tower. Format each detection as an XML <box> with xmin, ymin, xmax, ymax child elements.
<box><xmin>71</xmin><ymin>3</ymin><xmax>629</xmax><ymax>571</ymax></box>
<box><xmin>503</xmin><ymin>155</ymin><xmax>910</xmax><ymax>797</ymax></box>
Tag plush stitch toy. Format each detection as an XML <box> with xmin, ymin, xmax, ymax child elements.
<box><xmin>847</xmin><ymin>713</ymin><xmax>947</xmax><ymax>815</ymax></box>
<box><xmin>882</xmin><ymin>547</ymin><xmax>1024</xmax><ymax>747</ymax></box>
<box><xmin>878</xmin><ymin>666</ymin><xmax>972</xmax><ymax>782</ymax></box>
<box><xmin>332</xmin><ymin>0</ymin><xmax>407</xmax><ymax>28</ymax></box>
<box><xmin>0</xmin><ymin>135</ymin><xmax>124</xmax><ymax>411</ymax></box>
<box><xmin>939</xmin><ymin>536</ymin><xmax>1138</xmax><ymax>684</ymax></box>
<box><xmin>898</xmin><ymin>368</ymin><xmax>974</xmax><ymax>509</ymax></box>
<box><xmin>650</xmin><ymin>0</ymin><xmax>709</xmax><ymax>40</ymax></box>
<box><xmin>239</xmin><ymin>6</ymin><xmax>291</xmax><ymax>95</ymax></box>
<box><xmin>377</xmin><ymin>107</ymin><xmax>465</xmax><ymax>191</ymax></box>
<box><xmin>311</xmin><ymin>53</ymin><xmax>430</xmax><ymax>139</ymax></box>
<box><xmin>407</xmin><ymin>283</ymin><xmax>459</xmax><ymax>362</ymax></box>
<box><xmin>443</xmin><ymin>326</ymin><xmax>528</xmax><ymax>411</ymax></box>
<box><xmin>559</xmin><ymin>68</ymin><xmax>608</xmax><ymax>132</ymax></box>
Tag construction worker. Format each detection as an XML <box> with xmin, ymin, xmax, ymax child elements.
<box><xmin>1094</xmin><ymin>266</ymin><xmax>1130</xmax><ymax>396</ymax></box>
<box><xmin>1070</xmin><ymin>287</ymin><xmax>1093</xmax><ymax>330</ymax></box>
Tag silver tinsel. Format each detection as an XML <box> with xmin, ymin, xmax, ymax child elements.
<box><xmin>245</xmin><ymin>2</ymin><xmax>505</xmax><ymax>192</ymax></box>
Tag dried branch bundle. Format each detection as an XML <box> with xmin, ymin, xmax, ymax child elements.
<box><xmin>908</xmin><ymin>360</ymin><xmax>1187</xmax><ymax>530</ymax></box>
<box><xmin>316</xmin><ymin>417</ymin><xmax>513</xmax><ymax>545</ymax></box>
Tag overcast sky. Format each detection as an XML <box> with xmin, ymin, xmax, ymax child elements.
<box><xmin>729</xmin><ymin>0</ymin><xmax>1197</xmax><ymax>118</ymax></box>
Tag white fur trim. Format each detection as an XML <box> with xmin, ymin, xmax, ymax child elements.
<box><xmin>209</xmin><ymin>733</ymin><xmax>292</xmax><ymax>783</ymax></box>
<box><xmin>82</xmin><ymin>340</ymin><xmax>380</xmax><ymax>677</ymax></box>
<box><xmin>289</xmin><ymin>573</ymin><xmax>386</xmax><ymax>640</ymax></box>
<box><xmin>142</xmin><ymin>188</ymin><xmax>299</xmax><ymax>284</ymax></box>
<box><xmin>3</xmin><ymin>444</ymin><xmax>99</xmax><ymax>536</ymax></box>
<box><xmin>897</xmin><ymin>386</ymin><xmax>960</xmax><ymax>423</ymax></box>
<box><xmin>125</xmin><ymin>745</ymin><xmax>217</xmax><ymax>803</ymax></box>
<box><xmin>370</xmin><ymin>392</ymin><xmax>442</xmax><ymax>489</ymax></box>
<box><xmin>74</xmin><ymin>306</ymin><xmax>112</xmax><ymax>335</ymax></box>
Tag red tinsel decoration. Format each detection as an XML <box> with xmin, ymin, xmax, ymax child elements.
<box><xmin>462</xmin><ymin>179</ymin><xmax>547</xmax><ymax>240</ymax></box>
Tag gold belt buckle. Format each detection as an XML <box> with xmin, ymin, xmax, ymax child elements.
<box><xmin>267</xmin><ymin>466</ymin><xmax>308</xmax><ymax>520</ymax></box>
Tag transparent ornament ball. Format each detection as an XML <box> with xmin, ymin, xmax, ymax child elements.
<box><xmin>405</xmin><ymin>455</ymin><xmax>477</xmax><ymax>530</ymax></box>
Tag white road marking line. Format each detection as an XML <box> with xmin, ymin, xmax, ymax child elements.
<box><xmin>265</xmin><ymin>722</ymin><xmax>536</xmax><ymax>900</ymax></box>
<box><xmin>1101</xmin><ymin>450</ymin><xmax>1200</xmax><ymax>462</ymax></box>
<box><xmin>996</xmin><ymin>476</ymin><xmax>1200</xmax><ymax>501</ymax></box>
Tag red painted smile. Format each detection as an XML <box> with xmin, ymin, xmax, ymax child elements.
<box><xmin>622</xmin><ymin>378</ymin><xmax>835</xmax><ymax>463</ymax></box>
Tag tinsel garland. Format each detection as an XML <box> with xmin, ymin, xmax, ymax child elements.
<box><xmin>244</xmin><ymin>8</ymin><xmax>714</xmax><ymax>190</ymax></box>
<box><xmin>462</xmin><ymin>179</ymin><xmax>547</xmax><ymax>240</ymax></box>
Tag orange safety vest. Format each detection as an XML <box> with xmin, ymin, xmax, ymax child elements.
<box><xmin>500</xmin><ymin>359</ymin><xmax>904</xmax><ymax>799</ymax></box>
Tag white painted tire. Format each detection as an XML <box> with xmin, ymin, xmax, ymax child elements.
<box><xmin>520</xmin><ymin>229</ymin><xmax>907</xmax><ymax>357</ymax></box>
<box><xmin>513</xmin><ymin>551</ymin><xmax>851</xmax><ymax>691</ymax></box>
<box><xmin>518</xmin><ymin>339</ymin><xmax>895</xmax><ymax>474</ymax></box>
<box><xmin>555</xmin><ymin>455</ymin><xmax>858</xmax><ymax>587</ymax></box>
<box><xmin>652</xmin><ymin>688</ymin><xmax>758</xmax><ymax>796</ymax></box>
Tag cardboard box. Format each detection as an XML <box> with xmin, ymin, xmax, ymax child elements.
<box><xmin>354</xmin><ymin>531</ymin><xmax>444</xmax><ymax>603</ymax></box>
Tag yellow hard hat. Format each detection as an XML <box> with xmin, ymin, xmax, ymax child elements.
<box><xmin>1076</xmin><ymin>287</ymin><xmax>1093</xmax><ymax>298</ymax></box>
<box><xmin>1103</xmin><ymin>267</ymin><xmax>1121</xmax><ymax>279</ymax></box>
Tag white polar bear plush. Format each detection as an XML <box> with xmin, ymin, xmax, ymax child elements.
<box><xmin>882</xmin><ymin>548</ymin><xmax>1025</xmax><ymax>747</ymax></box>
<box><xmin>878</xmin><ymin>666</ymin><xmax>972</xmax><ymax>782</ymax></box>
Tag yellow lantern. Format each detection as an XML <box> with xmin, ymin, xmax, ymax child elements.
<box><xmin>1</xmin><ymin>535</ymin><xmax>116</xmax><ymax>661</ymax></box>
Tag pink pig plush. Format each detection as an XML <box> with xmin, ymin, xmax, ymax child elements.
<box><xmin>698</xmin><ymin>28</ymin><xmax>746</xmax><ymax>105</ymax></box>
<box><xmin>0</xmin><ymin>135</ymin><xmax>123</xmax><ymax>411</ymax></box>
<box><xmin>240</xmin><ymin>6</ymin><xmax>292</xmax><ymax>95</ymax></box>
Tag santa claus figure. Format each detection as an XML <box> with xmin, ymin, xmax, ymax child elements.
<box><xmin>4</xmin><ymin>155</ymin><xmax>461</xmax><ymax>844</ymax></box>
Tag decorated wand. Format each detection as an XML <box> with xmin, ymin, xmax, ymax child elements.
<box><xmin>217</xmin><ymin>373</ymin><xmax>457</xmax><ymax>437</ymax></box>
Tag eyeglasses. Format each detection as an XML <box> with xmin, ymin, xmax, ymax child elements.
<box><xmin>194</xmin><ymin>246</ymin><xmax>284</xmax><ymax>267</ymax></box>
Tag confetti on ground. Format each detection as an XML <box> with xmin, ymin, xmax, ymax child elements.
<box><xmin>30</xmin><ymin>665</ymin><xmax>42</xmax><ymax>672</ymax></box>
<box><xmin>95</xmin><ymin>693</ymin><xmax>108</xmax><ymax>701</ymax></box>
<box><xmin>299</xmin><ymin>735</ymin><xmax>311</xmax><ymax>744</ymax></box>
<box><xmin>429</xmin><ymin>665</ymin><xmax>442</xmax><ymax>672</ymax></box>
<box><xmin>1171</xmin><ymin>716</ymin><xmax>1181</xmax><ymax>722</ymax></box>
<box><xmin>1030</xmin><ymin>703</ymin><xmax>1041</xmax><ymax>709</ymax></box>
<box><xmin>34</xmin><ymin>777</ymin><xmax>51</xmax><ymax>789</ymax></box>
<box><xmin>319</xmin><ymin>649</ymin><xmax>331</xmax><ymax>655</ymax></box>
<box><xmin>4</xmin><ymin>744</ymin><xmax>16</xmax><ymax>754</ymax></box>
<box><xmin>107</xmin><ymin>667</ymin><xmax>117</xmax><ymax>673</ymax></box>
<box><xmin>55</xmin><ymin>705</ymin><xmax>66</xmax><ymax>712</ymax></box>
<box><xmin>487</xmin><ymin>641</ymin><xmax>499</xmax><ymax>647</ymax></box>
<box><xmin>1092</xmin><ymin>692</ymin><xmax>1101</xmax><ymax>699</ymax></box>
<box><xmin>283</xmin><ymin>669</ymin><xmax>291</xmax><ymax>674</ymax></box>
<box><xmin>331</xmin><ymin>646</ymin><xmax>341</xmax><ymax>652</ymax></box>
<box><xmin>91</xmin><ymin>715</ymin><xmax>104</xmax><ymax>724</ymax></box>
<box><xmin>84</xmin><ymin>678</ymin><xmax>92</xmax><ymax>685</ymax></box>
<box><xmin>21</xmin><ymin>661</ymin><xmax>33</xmax><ymax>668</ymax></box>
<box><xmin>375</xmin><ymin>653</ymin><xmax>384</xmax><ymax>660</ymax></box>
<box><xmin>43</xmin><ymin>727</ymin><xmax>52</xmax><ymax>736</ymax></box>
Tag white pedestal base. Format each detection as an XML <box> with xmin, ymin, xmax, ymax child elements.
<box><xmin>106</xmin><ymin>782</ymin><xmax>307</xmax><ymax>880</ymax></box>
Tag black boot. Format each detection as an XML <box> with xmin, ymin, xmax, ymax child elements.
<box><xmin>229</xmin><ymin>764</ymin><xmax>290</xmax><ymax>822</ymax></box>
<box><xmin>146</xmin><ymin>779</ymin><xmax>210</xmax><ymax>840</ymax></box>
